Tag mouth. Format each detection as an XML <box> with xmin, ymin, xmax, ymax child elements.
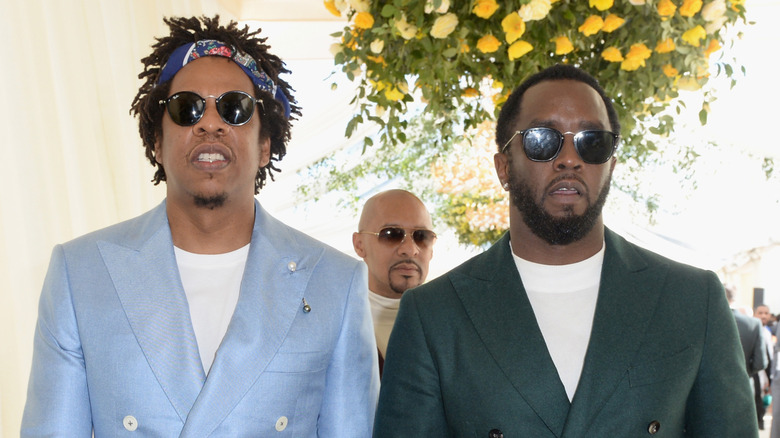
<box><xmin>548</xmin><ymin>177</ymin><xmax>585</xmax><ymax>197</ymax></box>
<box><xmin>190</xmin><ymin>144</ymin><xmax>232</xmax><ymax>170</ymax></box>
<box><xmin>391</xmin><ymin>261</ymin><xmax>421</xmax><ymax>277</ymax></box>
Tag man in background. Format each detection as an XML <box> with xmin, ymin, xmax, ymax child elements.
<box><xmin>22</xmin><ymin>15</ymin><xmax>378</xmax><ymax>436</ymax></box>
<box><xmin>353</xmin><ymin>189</ymin><xmax>436</xmax><ymax>374</ymax></box>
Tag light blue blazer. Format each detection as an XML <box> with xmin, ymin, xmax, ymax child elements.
<box><xmin>22</xmin><ymin>200</ymin><xmax>379</xmax><ymax>437</ymax></box>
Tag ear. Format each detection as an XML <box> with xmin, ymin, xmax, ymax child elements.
<box><xmin>352</xmin><ymin>232</ymin><xmax>366</xmax><ymax>258</ymax></box>
<box><xmin>258</xmin><ymin>136</ymin><xmax>271</xmax><ymax>167</ymax></box>
<box><xmin>609</xmin><ymin>155</ymin><xmax>617</xmax><ymax>172</ymax></box>
<box><xmin>154</xmin><ymin>139</ymin><xmax>163</xmax><ymax>164</ymax></box>
<box><xmin>494</xmin><ymin>152</ymin><xmax>509</xmax><ymax>189</ymax></box>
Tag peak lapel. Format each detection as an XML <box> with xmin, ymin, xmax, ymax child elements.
<box><xmin>454</xmin><ymin>235</ymin><xmax>570</xmax><ymax>436</ymax></box>
<box><xmin>181</xmin><ymin>203</ymin><xmax>319</xmax><ymax>436</ymax></box>
<box><xmin>563</xmin><ymin>230</ymin><xmax>666</xmax><ymax>434</ymax></box>
<box><xmin>98</xmin><ymin>204</ymin><xmax>205</xmax><ymax>423</ymax></box>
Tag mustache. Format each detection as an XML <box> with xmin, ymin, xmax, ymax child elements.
<box><xmin>390</xmin><ymin>259</ymin><xmax>422</xmax><ymax>273</ymax></box>
<box><xmin>546</xmin><ymin>173</ymin><xmax>586</xmax><ymax>191</ymax></box>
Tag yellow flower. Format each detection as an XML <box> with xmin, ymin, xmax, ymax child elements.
<box><xmin>589</xmin><ymin>0</ymin><xmax>614</xmax><ymax>11</ymax></box>
<box><xmin>459</xmin><ymin>38</ymin><xmax>471</xmax><ymax>53</ymax></box>
<box><xmin>385</xmin><ymin>86</ymin><xmax>405</xmax><ymax>101</ymax></box>
<box><xmin>473</xmin><ymin>0</ymin><xmax>500</xmax><ymax>19</ymax></box>
<box><xmin>601</xmin><ymin>47</ymin><xmax>624</xmax><ymax>62</ymax></box>
<box><xmin>395</xmin><ymin>14</ymin><xmax>418</xmax><ymax>40</ymax></box>
<box><xmin>682</xmin><ymin>25</ymin><xmax>706</xmax><ymax>46</ymax></box>
<box><xmin>430</xmin><ymin>12</ymin><xmax>459</xmax><ymax>39</ymax></box>
<box><xmin>677</xmin><ymin>75</ymin><xmax>702</xmax><ymax>91</ymax></box>
<box><xmin>354</xmin><ymin>12</ymin><xmax>374</xmax><ymax>29</ymax></box>
<box><xmin>730</xmin><ymin>0</ymin><xmax>745</xmax><ymax>11</ymax></box>
<box><xmin>370</xmin><ymin>39</ymin><xmax>384</xmax><ymax>54</ymax></box>
<box><xmin>702</xmin><ymin>0</ymin><xmax>726</xmax><ymax>21</ymax></box>
<box><xmin>657</xmin><ymin>0</ymin><xmax>677</xmax><ymax>20</ymax></box>
<box><xmin>680</xmin><ymin>0</ymin><xmax>703</xmax><ymax>17</ymax></box>
<box><xmin>703</xmin><ymin>38</ymin><xmax>721</xmax><ymax>57</ymax></box>
<box><xmin>323</xmin><ymin>0</ymin><xmax>341</xmax><ymax>17</ymax></box>
<box><xmin>601</xmin><ymin>14</ymin><xmax>625</xmax><ymax>32</ymax></box>
<box><xmin>425</xmin><ymin>0</ymin><xmax>451</xmax><ymax>13</ymax></box>
<box><xmin>578</xmin><ymin>15</ymin><xmax>604</xmax><ymax>36</ymax></box>
<box><xmin>519</xmin><ymin>0</ymin><xmax>553</xmax><ymax>21</ymax></box>
<box><xmin>348</xmin><ymin>0</ymin><xmax>370</xmax><ymax>13</ymax></box>
<box><xmin>477</xmin><ymin>34</ymin><xmax>502</xmax><ymax>53</ymax></box>
<box><xmin>663</xmin><ymin>64</ymin><xmax>679</xmax><ymax>77</ymax></box>
<box><xmin>551</xmin><ymin>36</ymin><xmax>574</xmax><ymax>55</ymax></box>
<box><xmin>502</xmin><ymin>13</ymin><xmax>526</xmax><ymax>43</ymax></box>
<box><xmin>655</xmin><ymin>38</ymin><xmax>676</xmax><ymax>54</ymax></box>
<box><xmin>508</xmin><ymin>40</ymin><xmax>534</xmax><ymax>60</ymax></box>
<box><xmin>620</xmin><ymin>43</ymin><xmax>652</xmax><ymax>71</ymax></box>
<box><xmin>463</xmin><ymin>87</ymin><xmax>480</xmax><ymax>98</ymax></box>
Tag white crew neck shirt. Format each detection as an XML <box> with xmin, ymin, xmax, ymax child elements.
<box><xmin>174</xmin><ymin>244</ymin><xmax>250</xmax><ymax>374</ymax></box>
<box><xmin>511</xmin><ymin>241</ymin><xmax>605</xmax><ymax>401</ymax></box>
<box><xmin>368</xmin><ymin>291</ymin><xmax>400</xmax><ymax>357</ymax></box>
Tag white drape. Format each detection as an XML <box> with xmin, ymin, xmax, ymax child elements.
<box><xmin>0</xmin><ymin>1</ymin><xmax>234</xmax><ymax>435</ymax></box>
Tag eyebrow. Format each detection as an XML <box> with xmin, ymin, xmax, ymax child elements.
<box><xmin>525</xmin><ymin>119</ymin><xmax>606</xmax><ymax>131</ymax></box>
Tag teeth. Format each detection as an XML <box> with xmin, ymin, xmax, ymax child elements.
<box><xmin>198</xmin><ymin>153</ymin><xmax>225</xmax><ymax>163</ymax></box>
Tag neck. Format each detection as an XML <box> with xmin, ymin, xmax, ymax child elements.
<box><xmin>508</xmin><ymin>210</ymin><xmax>605</xmax><ymax>265</ymax></box>
<box><xmin>167</xmin><ymin>196</ymin><xmax>255</xmax><ymax>254</ymax></box>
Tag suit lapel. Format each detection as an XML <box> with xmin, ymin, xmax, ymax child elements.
<box><xmin>181</xmin><ymin>202</ymin><xmax>320</xmax><ymax>436</ymax></box>
<box><xmin>453</xmin><ymin>234</ymin><xmax>570</xmax><ymax>437</ymax></box>
<box><xmin>563</xmin><ymin>229</ymin><xmax>668</xmax><ymax>434</ymax></box>
<box><xmin>99</xmin><ymin>202</ymin><xmax>205</xmax><ymax>423</ymax></box>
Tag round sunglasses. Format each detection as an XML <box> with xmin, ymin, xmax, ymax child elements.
<box><xmin>358</xmin><ymin>227</ymin><xmax>437</xmax><ymax>249</ymax></box>
<box><xmin>501</xmin><ymin>127</ymin><xmax>619</xmax><ymax>164</ymax></box>
<box><xmin>159</xmin><ymin>90</ymin><xmax>263</xmax><ymax>127</ymax></box>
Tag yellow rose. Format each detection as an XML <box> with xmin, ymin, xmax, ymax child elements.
<box><xmin>730</xmin><ymin>0</ymin><xmax>745</xmax><ymax>11</ymax></box>
<box><xmin>655</xmin><ymin>38</ymin><xmax>676</xmax><ymax>53</ymax></box>
<box><xmin>463</xmin><ymin>87</ymin><xmax>480</xmax><ymax>98</ymax></box>
<box><xmin>601</xmin><ymin>47</ymin><xmax>624</xmax><ymax>62</ymax></box>
<box><xmin>682</xmin><ymin>25</ymin><xmax>706</xmax><ymax>46</ymax></box>
<box><xmin>370</xmin><ymin>39</ymin><xmax>384</xmax><ymax>54</ymax></box>
<box><xmin>431</xmin><ymin>12</ymin><xmax>459</xmax><ymax>39</ymax></box>
<box><xmin>620</xmin><ymin>43</ymin><xmax>652</xmax><ymax>70</ymax></box>
<box><xmin>703</xmin><ymin>38</ymin><xmax>721</xmax><ymax>57</ymax></box>
<box><xmin>620</xmin><ymin>58</ymin><xmax>643</xmax><ymax>71</ymax></box>
<box><xmin>578</xmin><ymin>15</ymin><xmax>604</xmax><ymax>36</ymax></box>
<box><xmin>473</xmin><ymin>0</ymin><xmax>500</xmax><ymax>19</ymax></box>
<box><xmin>551</xmin><ymin>36</ymin><xmax>574</xmax><ymax>55</ymax></box>
<box><xmin>502</xmin><ymin>13</ymin><xmax>526</xmax><ymax>43</ymax></box>
<box><xmin>354</xmin><ymin>12</ymin><xmax>374</xmax><ymax>29</ymax></box>
<box><xmin>508</xmin><ymin>40</ymin><xmax>534</xmax><ymax>60</ymax></box>
<box><xmin>324</xmin><ymin>0</ymin><xmax>341</xmax><ymax>17</ymax></box>
<box><xmin>680</xmin><ymin>0</ymin><xmax>703</xmax><ymax>17</ymax></box>
<box><xmin>366</xmin><ymin>55</ymin><xmax>387</xmax><ymax>66</ymax></box>
<box><xmin>477</xmin><ymin>34</ymin><xmax>502</xmax><ymax>53</ymax></box>
<box><xmin>518</xmin><ymin>0</ymin><xmax>553</xmax><ymax>21</ymax></box>
<box><xmin>425</xmin><ymin>0</ymin><xmax>451</xmax><ymax>13</ymax></box>
<box><xmin>395</xmin><ymin>14</ymin><xmax>418</xmax><ymax>40</ymax></box>
<box><xmin>663</xmin><ymin>64</ymin><xmax>679</xmax><ymax>77</ymax></box>
<box><xmin>492</xmin><ymin>92</ymin><xmax>508</xmax><ymax>106</ymax></box>
<box><xmin>657</xmin><ymin>0</ymin><xmax>677</xmax><ymax>19</ymax></box>
<box><xmin>601</xmin><ymin>14</ymin><xmax>625</xmax><ymax>32</ymax></box>
<box><xmin>701</xmin><ymin>0</ymin><xmax>726</xmax><ymax>21</ymax></box>
<box><xmin>589</xmin><ymin>0</ymin><xmax>614</xmax><ymax>11</ymax></box>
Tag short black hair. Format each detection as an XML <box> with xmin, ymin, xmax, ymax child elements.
<box><xmin>129</xmin><ymin>15</ymin><xmax>301</xmax><ymax>193</ymax></box>
<box><xmin>495</xmin><ymin>64</ymin><xmax>620</xmax><ymax>152</ymax></box>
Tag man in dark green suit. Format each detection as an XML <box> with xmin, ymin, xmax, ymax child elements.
<box><xmin>374</xmin><ymin>65</ymin><xmax>757</xmax><ymax>437</ymax></box>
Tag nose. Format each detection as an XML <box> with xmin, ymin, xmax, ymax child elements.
<box><xmin>396</xmin><ymin>233</ymin><xmax>421</xmax><ymax>257</ymax></box>
<box><xmin>552</xmin><ymin>132</ymin><xmax>582</xmax><ymax>170</ymax></box>
<box><xmin>194</xmin><ymin>100</ymin><xmax>227</xmax><ymax>135</ymax></box>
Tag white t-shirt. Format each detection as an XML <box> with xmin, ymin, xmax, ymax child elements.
<box><xmin>511</xmin><ymin>241</ymin><xmax>604</xmax><ymax>401</ymax></box>
<box><xmin>174</xmin><ymin>244</ymin><xmax>249</xmax><ymax>374</ymax></box>
<box><xmin>368</xmin><ymin>291</ymin><xmax>400</xmax><ymax>357</ymax></box>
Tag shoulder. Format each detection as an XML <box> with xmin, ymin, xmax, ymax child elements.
<box><xmin>61</xmin><ymin>203</ymin><xmax>167</xmax><ymax>253</ymax></box>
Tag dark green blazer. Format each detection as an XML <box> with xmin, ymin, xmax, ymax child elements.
<box><xmin>374</xmin><ymin>229</ymin><xmax>757</xmax><ymax>437</ymax></box>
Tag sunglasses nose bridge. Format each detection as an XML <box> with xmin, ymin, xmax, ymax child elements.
<box><xmin>553</xmin><ymin>132</ymin><xmax>583</xmax><ymax>166</ymax></box>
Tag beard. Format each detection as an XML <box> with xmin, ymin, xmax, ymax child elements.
<box><xmin>388</xmin><ymin>259</ymin><xmax>423</xmax><ymax>294</ymax></box>
<box><xmin>508</xmin><ymin>168</ymin><xmax>611</xmax><ymax>246</ymax></box>
<box><xmin>193</xmin><ymin>193</ymin><xmax>228</xmax><ymax>210</ymax></box>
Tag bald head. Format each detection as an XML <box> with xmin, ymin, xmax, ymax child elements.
<box><xmin>353</xmin><ymin>190</ymin><xmax>435</xmax><ymax>298</ymax></box>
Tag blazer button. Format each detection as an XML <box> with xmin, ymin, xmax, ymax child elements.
<box><xmin>123</xmin><ymin>415</ymin><xmax>138</xmax><ymax>431</ymax></box>
<box><xmin>647</xmin><ymin>420</ymin><xmax>661</xmax><ymax>434</ymax></box>
<box><xmin>287</xmin><ymin>261</ymin><xmax>297</xmax><ymax>272</ymax></box>
<box><xmin>275</xmin><ymin>416</ymin><xmax>288</xmax><ymax>431</ymax></box>
<box><xmin>488</xmin><ymin>429</ymin><xmax>503</xmax><ymax>438</ymax></box>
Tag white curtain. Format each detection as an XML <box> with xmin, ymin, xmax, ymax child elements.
<box><xmin>0</xmin><ymin>1</ymin><xmax>238</xmax><ymax>434</ymax></box>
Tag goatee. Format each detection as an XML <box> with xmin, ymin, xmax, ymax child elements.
<box><xmin>508</xmin><ymin>169</ymin><xmax>611</xmax><ymax>246</ymax></box>
<box><xmin>193</xmin><ymin>193</ymin><xmax>228</xmax><ymax>210</ymax></box>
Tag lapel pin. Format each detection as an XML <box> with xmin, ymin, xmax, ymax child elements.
<box><xmin>302</xmin><ymin>297</ymin><xmax>311</xmax><ymax>313</ymax></box>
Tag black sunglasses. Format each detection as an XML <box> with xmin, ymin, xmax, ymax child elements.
<box><xmin>501</xmin><ymin>127</ymin><xmax>619</xmax><ymax>164</ymax></box>
<box><xmin>359</xmin><ymin>227</ymin><xmax>437</xmax><ymax>248</ymax></box>
<box><xmin>159</xmin><ymin>90</ymin><xmax>263</xmax><ymax>127</ymax></box>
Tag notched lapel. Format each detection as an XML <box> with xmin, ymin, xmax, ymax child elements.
<box><xmin>453</xmin><ymin>235</ymin><xmax>570</xmax><ymax>437</ymax></box>
<box><xmin>99</xmin><ymin>222</ymin><xmax>205</xmax><ymax>424</ymax></box>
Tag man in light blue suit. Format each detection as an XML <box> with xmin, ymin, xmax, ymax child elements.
<box><xmin>22</xmin><ymin>16</ymin><xmax>379</xmax><ymax>437</ymax></box>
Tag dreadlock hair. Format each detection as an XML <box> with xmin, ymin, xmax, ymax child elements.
<box><xmin>495</xmin><ymin>64</ymin><xmax>620</xmax><ymax>153</ymax></box>
<box><xmin>129</xmin><ymin>15</ymin><xmax>301</xmax><ymax>194</ymax></box>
